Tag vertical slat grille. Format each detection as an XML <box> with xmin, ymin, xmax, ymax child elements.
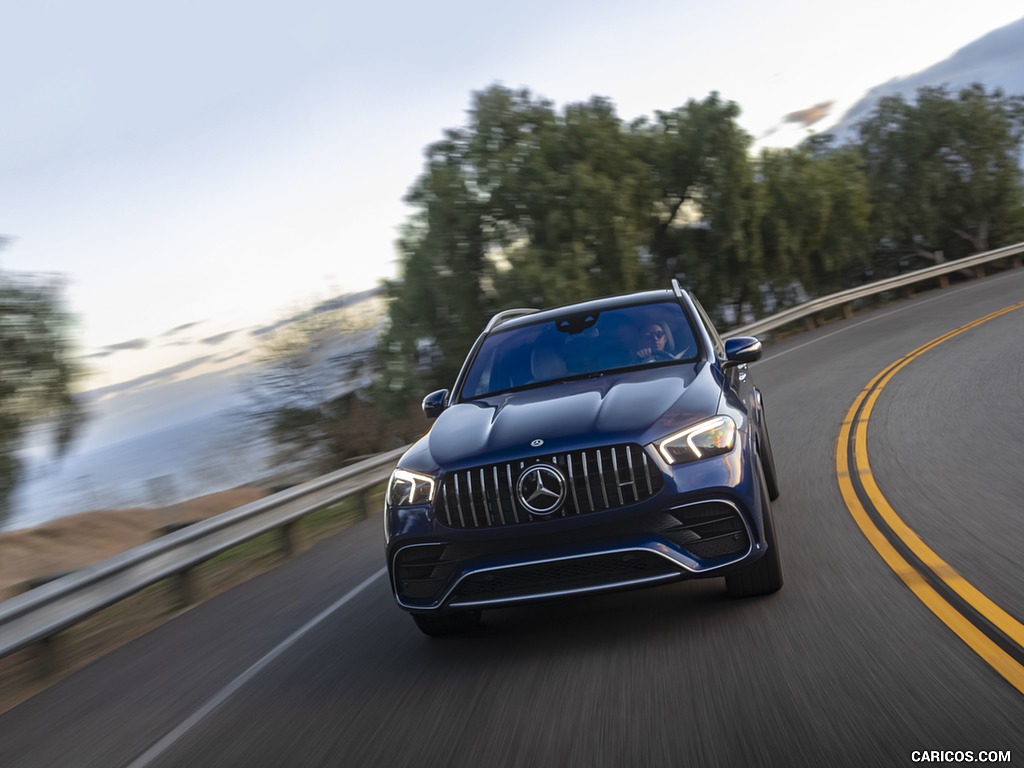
<box><xmin>492</xmin><ymin>466</ymin><xmax>507</xmax><ymax>525</ymax></box>
<box><xmin>437</xmin><ymin>444</ymin><xmax>663</xmax><ymax>529</ymax></box>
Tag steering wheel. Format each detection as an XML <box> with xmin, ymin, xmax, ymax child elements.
<box><xmin>640</xmin><ymin>350</ymin><xmax>675</xmax><ymax>363</ymax></box>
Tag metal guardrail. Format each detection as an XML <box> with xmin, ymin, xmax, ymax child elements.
<box><xmin>729</xmin><ymin>241</ymin><xmax>1024</xmax><ymax>338</ymax></box>
<box><xmin>0</xmin><ymin>446</ymin><xmax>406</xmax><ymax>664</ymax></box>
<box><xmin>2</xmin><ymin>240</ymin><xmax>1022</xmax><ymax>668</ymax></box>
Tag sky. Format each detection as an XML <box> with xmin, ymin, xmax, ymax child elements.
<box><xmin>3</xmin><ymin>0</ymin><xmax>1024</xmax><ymax>399</ymax></box>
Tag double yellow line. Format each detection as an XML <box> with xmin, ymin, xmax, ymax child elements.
<box><xmin>835</xmin><ymin>301</ymin><xmax>1024</xmax><ymax>694</ymax></box>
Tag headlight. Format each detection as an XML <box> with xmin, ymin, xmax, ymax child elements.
<box><xmin>655</xmin><ymin>416</ymin><xmax>736</xmax><ymax>465</ymax></box>
<box><xmin>387</xmin><ymin>468</ymin><xmax>436</xmax><ymax>506</ymax></box>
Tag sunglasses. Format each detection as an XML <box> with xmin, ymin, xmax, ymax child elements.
<box><xmin>643</xmin><ymin>330</ymin><xmax>666</xmax><ymax>340</ymax></box>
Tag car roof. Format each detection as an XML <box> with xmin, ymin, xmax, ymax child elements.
<box><xmin>490</xmin><ymin>288</ymin><xmax>679</xmax><ymax>333</ymax></box>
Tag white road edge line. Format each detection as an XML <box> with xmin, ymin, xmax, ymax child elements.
<box><xmin>126</xmin><ymin>567</ymin><xmax>387</xmax><ymax>768</ymax></box>
<box><xmin>758</xmin><ymin>267</ymin><xmax>1024</xmax><ymax>365</ymax></box>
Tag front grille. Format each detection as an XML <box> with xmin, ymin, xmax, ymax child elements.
<box><xmin>449</xmin><ymin>551</ymin><xmax>677</xmax><ymax>603</ymax></box>
<box><xmin>437</xmin><ymin>444</ymin><xmax>662</xmax><ymax>528</ymax></box>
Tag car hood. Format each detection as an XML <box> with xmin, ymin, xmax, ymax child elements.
<box><xmin>418</xmin><ymin>363</ymin><xmax>723</xmax><ymax>470</ymax></box>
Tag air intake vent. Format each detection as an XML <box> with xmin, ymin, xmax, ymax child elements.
<box><xmin>449</xmin><ymin>551</ymin><xmax>677</xmax><ymax>603</ymax></box>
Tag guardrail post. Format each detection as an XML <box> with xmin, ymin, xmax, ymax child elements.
<box><xmin>35</xmin><ymin>633</ymin><xmax>59</xmax><ymax>678</ymax></box>
<box><xmin>902</xmin><ymin>285</ymin><xmax>914</xmax><ymax>299</ymax></box>
<box><xmin>175</xmin><ymin>568</ymin><xmax>196</xmax><ymax>609</ymax></box>
<box><xmin>841</xmin><ymin>302</ymin><xmax>853</xmax><ymax>320</ymax></box>
<box><xmin>938</xmin><ymin>275</ymin><xmax>950</xmax><ymax>289</ymax></box>
<box><xmin>355</xmin><ymin>489</ymin><xmax>371</xmax><ymax>521</ymax></box>
<box><xmin>1013</xmin><ymin>255</ymin><xmax>1022</xmax><ymax>269</ymax></box>
<box><xmin>280</xmin><ymin>522</ymin><xmax>298</xmax><ymax>557</ymax></box>
<box><xmin>975</xmin><ymin>265</ymin><xmax>986</xmax><ymax>279</ymax></box>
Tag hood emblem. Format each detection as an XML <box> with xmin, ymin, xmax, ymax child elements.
<box><xmin>531</xmin><ymin>439</ymin><xmax>544</xmax><ymax>447</ymax></box>
<box><xmin>517</xmin><ymin>464</ymin><xmax>566</xmax><ymax>515</ymax></box>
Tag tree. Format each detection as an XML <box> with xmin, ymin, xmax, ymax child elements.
<box><xmin>380</xmin><ymin>121</ymin><xmax>495</xmax><ymax>396</ymax></box>
<box><xmin>757</xmin><ymin>137</ymin><xmax>871</xmax><ymax>294</ymax></box>
<box><xmin>242</xmin><ymin>300</ymin><xmax>426</xmax><ymax>474</ymax></box>
<box><xmin>242</xmin><ymin>305</ymin><xmax>376</xmax><ymax>471</ymax></box>
<box><xmin>0</xmin><ymin>253</ymin><xmax>85</xmax><ymax>524</ymax></box>
<box><xmin>382</xmin><ymin>80</ymin><xmax>1024</xmax><ymax>411</ymax></box>
<box><xmin>490</xmin><ymin>93</ymin><xmax>656</xmax><ymax>307</ymax></box>
<box><xmin>638</xmin><ymin>93</ymin><xmax>759</xmax><ymax>307</ymax></box>
<box><xmin>381</xmin><ymin>86</ymin><xmax>762</xmax><ymax>399</ymax></box>
<box><xmin>858</xmin><ymin>84</ymin><xmax>1024</xmax><ymax>262</ymax></box>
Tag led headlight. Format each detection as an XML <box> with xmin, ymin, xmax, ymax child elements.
<box><xmin>387</xmin><ymin>468</ymin><xmax>436</xmax><ymax>506</ymax></box>
<box><xmin>655</xmin><ymin>416</ymin><xmax>736</xmax><ymax>465</ymax></box>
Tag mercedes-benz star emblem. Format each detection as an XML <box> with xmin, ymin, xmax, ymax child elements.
<box><xmin>516</xmin><ymin>464</ymin><xmax>566</xmax><ymax>515</ymax></box>
<box><xmin>531</xmin><ymin>439</ymin><xmax>544</xmax><ymax>447</ymax></box>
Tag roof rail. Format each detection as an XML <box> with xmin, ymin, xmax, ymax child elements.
<box><xmin>484</xmin><ymin>307</ymin><xmax>539</xmax><ymax>333</ymax></box>
<box><xmin>671</xmin><ymin>278</ymin><xmax>684</xmax><ymax>299</ymax></box>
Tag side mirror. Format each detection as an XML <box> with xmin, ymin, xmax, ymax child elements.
<box><xmin>422</xmin><ymin>389</ymin><xmax>449</xmax><ymax>419</ymax></box>
<box><xmin>723</xmin><ymin>336</ymin><xmax>762</xmax><ymax>367</ymax></box>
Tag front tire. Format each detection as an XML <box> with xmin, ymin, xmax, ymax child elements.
<box><xmin>726</xmin><ymin>468</ymin><xmax>783</xmax><ymax>598</ymax></box>
<box><xmin>412</xmin><ymin>610</ymin><xmax>481</xmax><ymax>637</ymax></box>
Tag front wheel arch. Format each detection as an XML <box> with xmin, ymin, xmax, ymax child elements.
<box><xmin>726</xmin><ymin>464</ymin><xmax>783</xmax><ymax>597</ymax></box>
<box><xmin>754</xmin><ymin>390</ymin><xmax>780</xmax><ymax>501</ymax></box>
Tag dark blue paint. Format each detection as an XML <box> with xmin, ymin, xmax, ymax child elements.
<box><xmin>385</xmin><ymin>289</ymin><xmax>778</xmax><ymax>618</ymax></box>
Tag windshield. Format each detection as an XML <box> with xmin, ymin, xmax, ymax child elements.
<box><xmin>459</xmin><ymin>300</ymin><xmax>701</xmax><ymax>399</ymax></box>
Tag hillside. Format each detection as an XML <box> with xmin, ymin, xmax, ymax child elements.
<box><xmin>827</xmin><ymin>16</ymin><xmax>1024</xmax><ymax>141</ymax></box>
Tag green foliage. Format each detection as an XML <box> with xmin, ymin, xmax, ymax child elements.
<box><xmin>491</xmin><ymin>94</ymin><xmax>655</xmax><ymax>305</ymax></box>
<box><xmin>382</xmin><ymin>81</ymin><xmax>1024</xmax><ymax>405</ymax></box>
<box><xmin>758</xmin><ymin>137</ymin><xmax>871</xmax><ymax>294</ymax></box>
<box><xmin>642</xmin><ymin>93</ymin><xmax>760</xmax><ymax>304</ymax></box>
<box><xmin>382</xmin><ymin>85</ymin><xmax>764</xmax><ymax>398</ymax></box>
<box><xmin>0</xmin><ymin>266</ymin><xmax>85</xmax><ymax>523</ymax></box>
<box><xmin>858</xmin><ymin>84</ymin><xmax>1024</xmax><ymax>261</ymax></box>
<box><xmin>380</xmin><ymin>124</ymin><xmax>494</xmax><ymax>393</ymax></box>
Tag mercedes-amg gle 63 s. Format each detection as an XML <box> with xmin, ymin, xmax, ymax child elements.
<box><xmin>385</xmin><ymin>282</ymin><xmax>782</xmax><ymax>636</ymax></box>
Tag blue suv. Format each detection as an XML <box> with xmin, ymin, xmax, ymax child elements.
<box><xmin>385</xmin><ymin>282</ymin><xmax>782</xmax><ymax>635</ymax></box>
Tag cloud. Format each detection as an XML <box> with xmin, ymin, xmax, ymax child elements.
<box><xmin>160</xmin><ymin>320</ymin><xmax>205</xmax><ymax>337</ymax></box>
<box><xmin>250</xmin><ymin>320</ymin><xmax>289</xmax><ymax>337</ymax></box>
<box><xmin>103</xmin><ymin>338</ymin><xmax>149</xmax><ymax>352</ymax></box>
<box><xmin>782</xmin><ymin>101</ymin><xmax>834</xmax><ymax>128</ymax></box>
<box><xmin>250</xmin><ymin>286</ymin><xmax>385</xmax><ymax>337</ymax></box>
<box><xmin>250</xmin><ymin>320</ymin><xmax>286</xmax><ymax>337</ymax></box>
<box><xmin>309</xmin><ymin>286</ymin><xmax>384</xmax><ymax>315</ymax></box>
<box><xmin>82</xmin><ymin>350</ymin><xmax>114</xmax><ymax>359</ymax></box>
<box><xmin>84</xmin><ymin>355</ymin><xmax>214</xmax><ymax>398</ymax></box>
<box><xmin>214</xmin><ymin>350</ymin><xmax>250</xmax><ymax>363</ymax></box>
<box><xmin>200</xmin><ymin>330</ymin><xmax>237</xmax><ymax>346</ymax></box>
<box><xmin>827</xmin><ymin>17</ymin><xmax>1024</xmax><ymax>141</ymax></box>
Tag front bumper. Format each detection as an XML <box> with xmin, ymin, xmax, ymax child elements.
<box><xmin>386</xmin><ymin>445</ymin><xmax>769</xmax><ymax>613</ymax></box>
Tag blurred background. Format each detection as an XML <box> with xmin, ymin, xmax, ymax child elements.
<box><xmin>2</xmin><ymin>0</ymin><xmax>1023</xmax><ymax>534</ymax></box>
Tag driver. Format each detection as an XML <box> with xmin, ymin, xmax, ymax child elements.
<box><xmin>636</xmin><ymin>321</ymin><xmax>669</xmax><ymax>360</ymax></box>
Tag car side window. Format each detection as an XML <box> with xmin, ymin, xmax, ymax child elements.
<box><xmin>689</xmin><ymin>294</ymin><xmax>726</xmax><ymax>360</ymax></box>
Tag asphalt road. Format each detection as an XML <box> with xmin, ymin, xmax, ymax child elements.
<box><xmin>3</xmin><ymin>269</ymin><xmax>1024</xmax><ymax>768</ymax></box>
